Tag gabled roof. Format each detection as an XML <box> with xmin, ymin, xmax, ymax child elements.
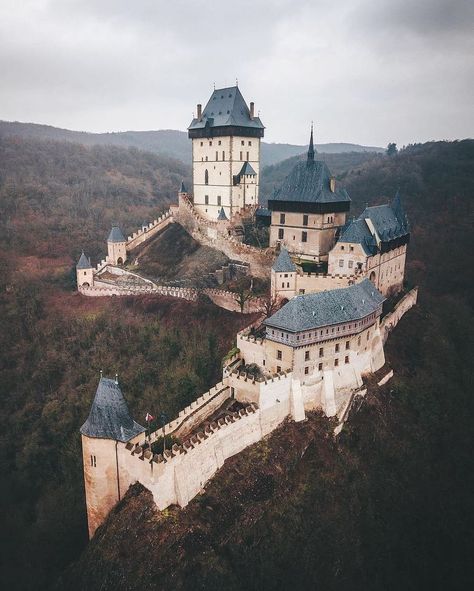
<box><xmin>80</xmin><ymin>377</ymin><xmax>145</xmax><ymax>442</ymax></box>
<box><xmin>188</xmin><ymin>86</ymin><xmax>264</xmax><ymax>132</ymax></box>
<box><xmin>217</xmin><ymin>207</ymin><xmax>228</xmax><ymax>221</ymax></box>
<box><xmin>338</xmin><ymin>219</ymin><xmax>378</xmax><ymax>255</ymax></box>
<box><xmin>77</xmin><ymin>251</ymin><xmax>92</xmax><ymax>269</ymax></box>
<box><xmin>270</xmin><ymin>159</ymin><xmax>350</xmax><ymax>206</ymax></box>
<box><xmin>107</xmin><ymin>225</ymin><xmax>126</xmax><ymax>243</ymax></box>
<box><xmin>264</xmin><ymin>279</ymin><xmax>385</xmax><ymax>333</ymax></box>
<box><xmin>238</xmin><ymin>161</ymin><xmax>257</xmax><ymax>176</ymax></box>
<box><xmin>272</xmin><ymin>248</ymin><xmax>296</xmax><ymax>273</ymax></box>
<box><xmin>338</xmin><ymin>192</ymin><xmax>409</xmax><ymax>252</ymax></box>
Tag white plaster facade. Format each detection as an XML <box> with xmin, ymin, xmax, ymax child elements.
<box><xmin>192</xmin><ymin>134</ymin><xmax>260</xmax><ymax>221</ymax></box>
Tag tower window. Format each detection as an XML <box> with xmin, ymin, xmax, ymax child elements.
<box><xmin>345</xmin><ymin>341</ymin><xmax>350</xmax><ymax>349</ymax></box>
<box><xmin>240</xmin><ymin>151</ymin><xmax>243</xmax><ymax>160</ymax></box>
<box><xmin>90</xmin><ymin>455</ymin><xmax>96</xmax><ymax>467</ymax></box>
<box><xmin>319</xmin><ymin>347</ymin><xmax>324</xmax><ymax>357</ymax></box>
<box><xmin>280</xmin><ymin>213</ymin><xmax>286</xmax><ymax>224</ymax></box>
<box><xmin>216</xmin><ymin>151</ymin><xmax>218</xmax><ymax>160</ymax></box>
<box><xmin>335</xmin><ymin>344</ymin><xmax>340</xmax><ymax>353</ymax></box>
<box><xmin>339</xmin><ymin>260</ymin><xmax>344</xmax><ymax>267</ymax></box>
<box><xmin>318</xmin><ymin>363</ymin><xmax>323</xmax><ymax>371</ymax></box>
<box><xmin>205</xmin><ymin>169</ymin><xmax>209</xmax><ymax>185</ymax></box>
<box><xmin>209</xmin><ymin>141</ymin><xmax>212</xmax><ymax>146</ymax></box>
<box><xmin>304</xmin><ymin>367</ymin><xmax>309</xmax><ymax>375</ymax></box>
<box><xmin>278</xmin><ymin>228</ymin><xmax>284</xmax><ymax>239</ymax></box>
<box><xmin>241</xmin><ymin>140</ymin><xmax>245</xmax><ymax>146</ymax></box>
<box><xmin>218</xmin><ymin>140</ymin><xmax>221</xmax><ymax>145</ymax></box>
<box><xmin>305</xmin><ymin>351</ymin><xmax>310</xmax><ymax>361</ymax></box>
<box><xmin>200</xmin><ymin>141</ymin><xmax>203</xmax><ymax>146</ymax></box>
<box><xmin>302</xmin><ymin>231</ymin><xmax>307</xmax><ymax>243</ymax></box>
<box><xmin>335</xmin><ymin>359</ymin><xmax>339</xmax><ymax>367</ymax></box>
<box><xmin>303</xmin><ymin>214</ymin><xmax>308</xmax><ymax>226</ymax></box>
<box><xmin>277</xmin><ymin>350</ymin><xmax>282</xmax><ymax>360</ymax></box>
<box><xmin>276</xmin><ymin>366</ymin><xmax>281</xmax><ymax>373</ymax></box>
<box><xmin>205</xmin><ymin>195</ymin><xmax>209</xmax><ymax>205</ymax></box>
<box><xmin>246</xmin><ymin>151</ymin><xmax>249</xmax><ymax>160</ymax></box>
<box><xmin>345</xmin><ymin>356</ymin><xmax>349</xmax><ymax>364</ymax></box>
<box><xmin>222</xmin><ymin>151</ymin><xmax>225</xmax><ymax>160</ymax></box>
<box><xmin>217</xmin><ymin>196</ymin><xmax>221</xmax><ymax>206</ymax></box>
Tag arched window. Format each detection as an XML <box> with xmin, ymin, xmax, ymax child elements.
<box><xmin>204</xmin><ymin>169</ymin><xmax>209</xmax><ymax>185</ymax></box>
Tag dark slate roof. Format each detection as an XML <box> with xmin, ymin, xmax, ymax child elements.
<box><xmin>188</xmin><ymin>86</ymin><xmax>264</xmax><ymax>131</ymax></box>
<box><xmin>77</xmin><ymin>251</ymin><xmax>92</xmax><ymax>269</ymax></box>
<box><xmin>107</xmin><ymin>225</ymin><xmax>126</xmax><ymax>243</ymax></box>
<box><xmin>264</xmin><ymin>279</ymin><xmax>385</xmax><ymax>333</ymax></box>
<box><xmin>272</xmin><ymin>248</ymin><xmax>296</xmax><ymax>273</ymax></box>
<box><xmin>271</xmin><ymin>159</ymin><xmax>350</xmax><ymax>205</ymax></box>
<box><xmin>80</xmin><ymin>377</ymin><xmax>145</xmax><ymax>442</ymax></box>
<box><xmin>238</xmin><ymin>161</ymin><xmax>257</xmax><ymax>176</ymax></box>
<box><xmin>217</xmin><ymin>207</ymin><xmax>229</xmax><ymax>221</ymax></box>
<box><xmin>338</xmin><ymin>219</ymin><xmax>378</xmax><ymax>255</ymax></box>
<box><xmin>338</xmin><ymin>192</ymin><xmax>409</xmax><ymax>251</ymax></box>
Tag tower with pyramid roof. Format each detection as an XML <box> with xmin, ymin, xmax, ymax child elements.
<box><xmin>76</xmin><ymin>251</ymin><xmax>94</xmax><ymax>287</ymax></box>
<box><xmin>188</xmin><ymin>86</ymin><xmax>264</xmax><ymax>221</ymax></box>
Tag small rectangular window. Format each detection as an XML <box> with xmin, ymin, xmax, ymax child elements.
<box><xmin>277</xmin><ymin>350</ymin><xmax>282</xmax><ymax>360</ymax></box>
<box><xmin>349</xmin><ymin>260</ymin><xmax>354</xmax><ymax>269</ymax></box>
<box><xmin>241</xmin><ymin>140</ymin><xmax>245</xmax><ymax>146</ymax></box>
<box><xmin>282</xmin><ymin>282</ymin><xmax>285</xmax><ymax>288</ymax></box>
<box><xmin>248</xmin><ymin>141</ymin><xmax>252</xmax><ymax>146</ymax></box>
<box><xmin>319</xmin><ymin>347</ymin><xmax>324</xmax><ymax>357</ymax></box>
<box><xmin>205</xmin><ymin>195</ymin><xmax>209</xmax><ymax>205</ymax></box>
<box><xmin>339</xmin><ymin>260</ymin><xmax>344</xmax><ymax>267</ymax></box>
<box><xmin>305</xmin><ymin>351</ymin><xmax>310</xmax><ymax>361</ymax></box>
<box><xmin>335</xmin><ymin>344</ymin><xmax>340</xmax><ymax>353</ymax></box>
<box><xmin>217</xmin><ymin>196</ymin><xmax>221</xmax><ymax>206</ymax></box>
<box><xmin>304</xmin><ymin>367</ymin><xmax>309</xmax><ymax>375</ymax></box>
<box><xmin>280</xmin><ymin>213</ymin><xmax>286</xmax><ymax>224</ymax></box>
<box><xmin>222</xmin><ymin>151</ymin><xmax>225</xmax><ymax>160</ymax></box>
<box><xmin>345</xmin><ymin>341</ymin><xmax>350</xmax><ymax>350</ymax></box>
<box><xmin>216</xmin><ymin>151</ymin><xmax>218</xmax><ymax>160</ymax></box>
<box><xmin>240</xmin><ymin>151</ymin><xmax>243</xmax><ymax>160</ymax></box>
<box><xmin>276</xmin><ymin>365</ymin><xmax>281</xmax><ymax>373</ymax></box>
<box><xmin>303</xmin><ymin>214</ymin><xmax>309</xmax><ymax>226</ymax></box>
<box><xmin>278</xmin><ymin>228</ymin><xmax>284</xmax><ymax>240</ymax></box>
<box><xmin>209</xmin><ymin>141</ymin><xmax>212</xmax><ymax>146</ymax></box>
<box><xmin>302</xmin><ymin>231</ymin><xmax>307</xmax><ymax>243</ymax></box>
<box><xmin>345</xmin><ymin>356</ymin><xmax>349</xmax><ymax>364</ymax></box>
<box><xmin>200</xmin><ymin>141</ymin><xmax>203</xmax><ymax>146</ymax></box>
<box><xmin>335</xmin><ymin>359</ymin><xmax>339</xmax><ymax>367</ymax></box>
<box><xmin>246</xmin><ymin>151</ymin><xmax>249</xmax><ymax>160</ymax></box>
<box><xmin>350</xmin><ymin>246</ymin><xmax>354</xmax><ymax>251</ymax></box>
<box><xmin>318</xmin><ymin>363</ymin><xmax>323</xmax><ymax>371</ymax></box>
<box><xmin>218</xmin><ymin>140</ymin><xmax>221</xmax><ymax>145</ymax></box>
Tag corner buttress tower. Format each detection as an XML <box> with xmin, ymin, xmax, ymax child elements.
<box><xmin>188</xmin><ymin>86</ymin><xmax>265</xmax><ymax>221</ymax></box>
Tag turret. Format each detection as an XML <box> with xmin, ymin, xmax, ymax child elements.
<box><xmin>80</xmin><ymin>375</ymin><xmax>145</xmax><ymax>538</ymax></box>
<box><xmin>271</xmin><ymin>247</ymin><xmax>298</xmax><ymax>302</ymax></box>
<box><xmin>76</xmin><ymin>251</ymin><xmax>94</xmax><ymax>288</ymax></box>
<box><xmin>107</xmin><ymin>225</ymin><xmax>127</xmax><ymax>266</ymax></box>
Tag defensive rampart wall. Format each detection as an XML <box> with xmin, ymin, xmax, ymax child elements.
<box><xmin>380</xmin><ymin>287</ymin><xmax>418</xmax><ymax>343</ymax></box>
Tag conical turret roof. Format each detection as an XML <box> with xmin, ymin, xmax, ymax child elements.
<box><xmin>80</xmin><ymin>377</ymin><xmax>145</xmax><ymax>442</ymax></box>
<box><xmin>107</xmin><ymin>225</ymin><xmax>126</xmax><ymax>243</ymax></box>
<box><xmin>272</xmin><ymin>247</ymin><xmax>296</xmax><ymax>273</ymax></box>
<box><xmin>77</xmin><ymin>251</ymin><xmax>92</xmax><ymax>269</ymax></box>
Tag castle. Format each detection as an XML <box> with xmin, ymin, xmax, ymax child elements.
<box><xmin>78</xmin><ymin>85</ymin><xmax>417</xmax><ymax>538</ymax></box>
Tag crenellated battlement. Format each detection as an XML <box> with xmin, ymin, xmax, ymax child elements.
<box><xmin>125</xmin><ymin>210</ymin><xmax>174</xmax><ymax>250</ymax></box>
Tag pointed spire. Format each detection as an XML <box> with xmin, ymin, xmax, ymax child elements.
<box><xmin>180</xmin><ymin>180</ymin><xmax>187</xmax><ymax>193</ymax></box>
<box><xmin>307</xmin><ymin>122</ymin><xmax>315</xmax><ymax>163</ymax></box>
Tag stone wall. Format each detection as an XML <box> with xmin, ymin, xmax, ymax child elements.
<box><xmin>380</xmin><ymin>287</ymin><xmax>418</xmax><ymax>343</ymax></box>
<box><xmin>125</xmin><ymin>210</ymin><xmax>174</xmax><ymax>251</ymax></box>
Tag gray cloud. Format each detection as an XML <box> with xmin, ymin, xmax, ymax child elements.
<box><xmin>0</xmin><ymin>0</ymin><xmax>472</xmax><ymax>146</ymax></box>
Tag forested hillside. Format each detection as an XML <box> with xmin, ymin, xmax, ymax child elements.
<box><xmin>0</xmin><ymin>138</ymin><xmax>473</xmax><ymax>591</ymax></box>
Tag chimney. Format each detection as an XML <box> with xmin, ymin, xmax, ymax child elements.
<box><xmin>330</xmin><ymin>177</ymin><xmax>336</xmax><ymax>192</ymax></box>
<box><xmin>250</xmin><ymin>102</ymin><xmax>255</xmax><ymax>119</ymax></box>
<box><xmin>197</xmin><ymin>103</ymin><xmax>202</xmax><ymax>120</ymax></box>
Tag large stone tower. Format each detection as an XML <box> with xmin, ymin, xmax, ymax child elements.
<box><xmin>107</xmin><ymin>225</ymin><xmax>127</xmax><ymax>266</ymax></box>
<box><xmin>188</xmin><ymin>86</ymin><xmax>265</xmax><ymax>221</ymax></box>
<box><xmin>80</xmin><ymin>376</ymin><xmax>145</xmax><ymax>538</ymax></box>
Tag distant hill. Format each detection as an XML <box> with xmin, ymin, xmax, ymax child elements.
<box><xmin>0</xmin><ymin>120</ymin><xmax>383</xmax><ymax>167</ymax></box>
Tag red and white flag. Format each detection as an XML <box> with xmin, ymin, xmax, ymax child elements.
<box><xmin>145</xmin><ymin>413</ymin><xmax>154</xmax><ymax>422</ymax></box>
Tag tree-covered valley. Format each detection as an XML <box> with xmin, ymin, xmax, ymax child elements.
<box><xmin>0</xmin><ymin>135</ymin><xmax>473</xmax><ymax>590</ymax></box>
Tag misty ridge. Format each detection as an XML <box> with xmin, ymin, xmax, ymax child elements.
<box><xmin>0</xmin><ymin>120</ymin><xmax>383</xmax><ymax>167</ymax></box>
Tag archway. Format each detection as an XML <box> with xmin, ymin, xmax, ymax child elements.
<box><xmin>369</xmin><ymin>271</ymin><xmax>376</xmax><ymax>284</ymax></box>
<box><xmin>117</xmin><ymin>257</ymin><xmax>123</xmax><ymax>265</ymax></box>
<box><xmin>82</xmin><ymin>282</ymin><xmax>90</xmax><ymax>287</ymax></box>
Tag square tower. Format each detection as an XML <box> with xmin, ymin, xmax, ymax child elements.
<box><xmin>188</xmin><ymin>86</ymin><xmax>264</xmax><ymax>221</ymax></box>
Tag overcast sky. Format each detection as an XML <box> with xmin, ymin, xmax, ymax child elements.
<box><xmin>1</xmin><ymin>0</ymin><xmax>473</xmax><ymax>146</ymax></box>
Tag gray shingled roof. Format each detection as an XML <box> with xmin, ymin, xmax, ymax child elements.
<box><xmin>338</xmin><ymin>219</ymin><xmax>378</xmax><ymax>255</ymax></box>
<box><xmin>80</xmin><ymin>377</ymin><xmax>145</xmax><ymax>442</ymax></box>
<box><xmin>272</xmin><ymin>248</ymin><xmax>296</xmax><ymax>273</ymax></box>
<box><xmin>238</xmin><ymin>161</ymin><xmax>257</xmax><ymax>176</ymax></box>
<box><xmin>188</xmin><ymin>86</ymin><xmax>264</xmax><ymax>131</ymax></box>
<box><xmin>77</xmin><ymin>252</ymin><xmax>92</xmax><ymax>269</ymax></box>
<box><xmin>271</xmin><ymin>159</ymin><xmax>350</xmax><ymax>205</ymax></box>
<box><xmin>264</xmin><ymin>279</ymin><xmax>385</xmax><ymax>333</ymax></box>
<box><xmin>107</xmin><ymin>226</ymin><xmax>126</xmax><ymax>243</ymax></box>
<box><xmin>338</xmin><ymin>193</ymin><xmax>409</xmax><ymax>251</ymax></box>
<box><xmin>217</xmin><ymin>207</ymin><xmax>228</xmax><ymax>221</ymax></box>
